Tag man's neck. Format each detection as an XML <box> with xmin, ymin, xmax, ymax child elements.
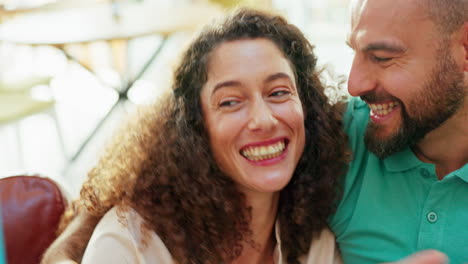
<box><xmin>414</xmin><ymin>102</ymin><xmax>468</xmax><ymax>179</ymax></box>
<box><xmin>232</xmin><ymin>192</ymin><xmax>279</xmax><ymax>264</ymax></box>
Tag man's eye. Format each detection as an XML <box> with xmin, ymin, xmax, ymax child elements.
<box><xmin>371</xmin><ymin>55</ymin><xmax>392</xmax><ymax>63</ymax></box>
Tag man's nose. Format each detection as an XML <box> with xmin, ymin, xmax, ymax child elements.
<box><xmin>347</xmin><ymin>56</ymin><xmax>377</xmax><ymax>97</ymax></box>
<box><xmin>247</xmin><ymin>100</ymin><xmax>278</xmax><ymax>132</ymax></box>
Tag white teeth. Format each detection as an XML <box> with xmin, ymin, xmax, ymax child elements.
<box><xmin>268</xmin><ymin>145</ymin><xmax>274</xmax><ymax>153</ymax></box>
<box><xmin>241</xmin><ymin>140</ymin><xmax>286</xmax><ymax>161</ymax></box>
<box><xmin>369</xmin><ymin>102</ymin><xmax>399</xmax><ymax>116</ymax></box>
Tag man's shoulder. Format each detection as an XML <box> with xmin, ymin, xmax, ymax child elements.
<box><xmin>343</xmin><ymin>97</ymin><xmax>370</xmax><ymax>128</ymax></box>
<box><xmin>343</xmin><ymin>97</ymin><xmax>370</xmax><ymax>152</ymax></box>
<box><xmin>329</xmin><ymin>97</ymin><xmax>372</xmax><ymax>234</ymax></box>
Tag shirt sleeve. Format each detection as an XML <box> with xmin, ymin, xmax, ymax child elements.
<box><xmin>302</xmin><ymin>228</ymin><xmax>343</xmax><ymax>264</ymax></box>
<box><xmin>81</xmin><ymin>233</ymin><xmax>140</xmax><ymax>264</ymax></box>
<box><xmin>81</xmin><ymin>208</ymin><xmax>143</xmax><ymax>264</ymax></box>
<box><xmin>329</xmin><ymin>97</ymin><xmax>370</xmax><ymax>237</ymax></box>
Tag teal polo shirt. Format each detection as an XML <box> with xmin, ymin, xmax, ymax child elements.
<box><xmin>330</xmin><ymin>97</ymin><xmax>468</xmax><ymax>264</ymax></box>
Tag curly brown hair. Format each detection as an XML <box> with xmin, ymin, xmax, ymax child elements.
<box><xmin>61</xmin><ymin>8</ymin><xmax>349</xmax><ymax>264</ymax></box>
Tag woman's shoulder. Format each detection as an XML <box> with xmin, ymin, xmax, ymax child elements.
<box><xmin>301</xmin><ymin>228</ymin><xmax>343</xmax><ymax>264</ymax></box>
<box><xmin>81</xmin><ymin>207</ymin><xmax>142</xmax><ymax>263</ymax></box>
<box><xmin>276</xmin><ymin>220</ymin><xmax>342</xmax><ymax>264</ymax></box>
<box><xmin>82</xmin><ymin>206</ymin><xmax>174</xmax><ymax>264</ymax></box>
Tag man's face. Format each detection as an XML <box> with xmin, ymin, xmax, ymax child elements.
<box><xmin>347</xmin><ymin>0</ymin><xmax>466</xmax><ymax>158</ymax></box>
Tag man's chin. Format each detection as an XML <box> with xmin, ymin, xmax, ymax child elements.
<box><xmin>364</xmin><ymin>126</ymin><xmax>409</xmax><ymax>159</ymax></box>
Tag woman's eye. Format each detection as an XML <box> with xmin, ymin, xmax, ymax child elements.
<box><xmin>270</xmin><ymin>90</ymin><xmax>290</xmax><ymax>97</ymax></box>
<box><xmin>219</xmin><ymin>100</ymin><xmax>239</xmax><ymax>107</ymax></box>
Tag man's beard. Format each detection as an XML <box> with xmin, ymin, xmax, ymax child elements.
<box><xmin>363</xmin><ymin>49</ymin><xmax>466</xmax><ymax>159</ymax></box>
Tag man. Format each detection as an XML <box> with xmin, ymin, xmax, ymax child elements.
<box><xmin>330</xmin><ymin>0</ymin><xmax>468</xmax><ymax>263</ymax></box>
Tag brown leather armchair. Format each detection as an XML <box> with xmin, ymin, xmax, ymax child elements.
<box><xmin>0</xmin><ymin>175</ymin><xmax>68</xmax><ymax>264</ymax></box>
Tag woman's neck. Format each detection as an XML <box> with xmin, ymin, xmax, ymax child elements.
<box><xmin>233</xmin><ymin>192</ymin><xmax>280</xmax><ymax>264</ymax></box>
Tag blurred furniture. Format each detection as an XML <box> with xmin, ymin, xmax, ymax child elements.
<box><xmin>209</xmin><ymin>0</ymin><xmax>272</xmax><ymax>9</ymax></box>
<box><xmin>0</xmin><ymin>214</ymin><xmax>4</xmax><ymax>264</ymax></box>
<box><xmin>0</xmin><ymin>175</ymin><xmax>68</xmax><ymax>264</ymax></box>
<box><xmin>0</xmin><ymin>75</ymin><xmax>51</xmax><ymax>92</ymax></box>
<box><xmin>0</xmin><ymin>76</ymin><xmax>67</xmax><ymax>167</ymax></box>
<box><xmin>0</xmin><ymin>0</ymin><xmax>60</xmax><ymax>25</ymax></box>
<box><xmin>0</xmin><ymin>0</ymin><xmax>222</xmax><ymax>161</ymax></box>
<box><xmin>0</xmin><ymin>0</ymin><xmax>57</xmax><ymax>13</ymax></box>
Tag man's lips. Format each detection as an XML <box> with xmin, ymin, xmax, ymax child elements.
<box><xmin>368</xmin><ymin>101</ymin><xmax>400</xmax><ymax>123</ymax></box>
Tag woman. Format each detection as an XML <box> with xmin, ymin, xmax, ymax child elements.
<box><xmin>43</xmin><ymin>8</ymin><xmax>348</xmax><ymax>264</ymax></box>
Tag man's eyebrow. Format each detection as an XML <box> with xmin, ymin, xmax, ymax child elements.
<box><xmin>363</xmin><ymin>42</ymin><xmax>406</xmax><ymax>53</ymax></box>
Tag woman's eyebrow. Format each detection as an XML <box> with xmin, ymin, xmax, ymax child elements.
<box><xmin>264</xmin><ymin>72</ymin><xmax>294</xmax><ymax>84</ymax></box>
<box><xmin>212</xmin><ymin>80</ymin><xmax>242</xmax><ymax>96</ymax></box>
<box><xmin>211</xmin><ymin>72</ymin><xmax>293</xmax><ymax>96</ymax></box>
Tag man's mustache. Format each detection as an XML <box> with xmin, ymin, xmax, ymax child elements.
<box><xmin>361</xmin><ymin>92</ymin><xmax>399</xmax><ymax>104</ymax></box>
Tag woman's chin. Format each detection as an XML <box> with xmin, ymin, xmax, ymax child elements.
<box><xmin>238</xmin><ymin>173</ymin><xmax>293</xmax><ymax>196</ymax></box>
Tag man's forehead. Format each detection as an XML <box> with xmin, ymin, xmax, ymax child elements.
<box><xmin>348</xmin><ymin>0</ymin><xmax>429</xmax><ymax>46</ymax></box>
<box><xmin>349</xmin><ymin>0</ymin><xmax>367</xmax><ymax>26</ymax></box>
<box><xmin>350</xmin><ymin>0</ymin><xmax>425</xmax><ymax>24</ymax></box>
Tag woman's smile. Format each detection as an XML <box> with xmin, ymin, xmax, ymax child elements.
<box><xmin>240</xmin><ymin>138</ymin><xmax>288</xmax><ymax>164</ymax></box>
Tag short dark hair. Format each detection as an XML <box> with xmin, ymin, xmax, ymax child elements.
<box><xmin>420</xmin><ymin>0</ymin><xmax>467</xmax><ymax>35</ymax></box>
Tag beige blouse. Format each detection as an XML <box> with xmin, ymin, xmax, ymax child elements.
<box><xmin>81</xmin><ymin>206</ymin><xmax>342</xmax><ymax>264</ymax></box>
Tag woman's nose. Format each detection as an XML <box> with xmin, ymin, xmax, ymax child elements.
<box><xmin>247</xmin><ymin>100</ymin><xmax>278</xmax><ymax>132</ymax></box>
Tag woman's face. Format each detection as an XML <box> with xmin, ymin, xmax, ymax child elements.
<box><xmin>201</xmin><ymin>38</ymin><xmax>305</xmax><ymax>196</ymax></box>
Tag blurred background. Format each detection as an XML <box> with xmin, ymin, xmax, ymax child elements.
<box><xmin>0</xmin><ymin>0</ymin><xmax>353</xmax><ymax>197</ymax></box>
